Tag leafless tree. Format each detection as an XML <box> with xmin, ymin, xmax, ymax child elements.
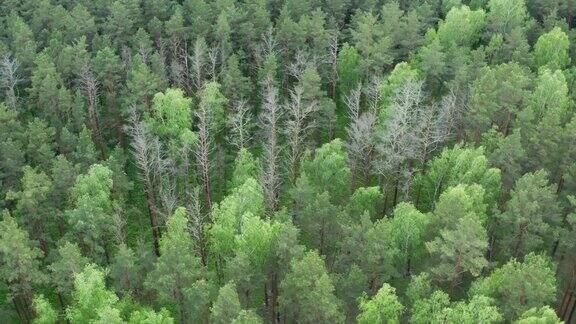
<box><xmin>120</xmin><ymin>45</ymin><xmax>132</xmax><ymax>69</ymax></box>
<box><xmin>113</xmin><ymin>209</ymin><xmax>127</xmax><ymax>245</ymax></box>
<box><xmin>375</xmin><ymin>79</ymin><xmax>425</xmax><ymax>205</ymax></box>
<box><xmin>345</xmin><ymin>85</ymin><xmax>362</xmax><ymax>121</ymax></box>
<box><xmin>376</xmin><ymin>79</ymin><xmax>424</xmax><ymax>174</ymax></box>
<box><xmin>208</xmin><ymin>46</ymin><xmax>219</xmax><ymax>81</ymax></box>
<box><xmin>285</xmin><ymin>86</ymin><xmax>318</xmax><ymax>184</ymax></box>
<box><xmin>195</xmin><ymin>94</ymin><xmax>214</xmax><ymax>211</ymax></box>
<box><xmin>437</xmin><ymin>88</ymin><xmax>467</xmax><ymax>141</ymax></box>
<box><xmin>347</xmin><ymin>111</ymin><xmax>377</xmax><ymax>188</ymax></box>
<box><xmin>364</xmin><ymin>75</ymin><xmax>383</xmax><ymax>114</ymax></box>
<box><xmin>260</xmin><ymin>77</ymin><xmax>282</xmax><ymax>212</ymax></box>
<box><xmin>287</xmin><ymin>50</ymin><xmax>318</xmax><ymax>81</ymax></box>
<box><xmin>376</xmin><ymin>79</ymin><xmax>457</xmax><ymax>203</ymax></box>
<box><xmin>158</xmin><ymin>167</ymin><xmax>178</xmax><ymax>221</ymax></box>
<box><xmin>78</xmin><ymin>67</ymin><xmax>106</xmax><ymax>158</ymax></box>
<box><xmin>0</xmin><ymin>54</ymin><xmax>23</xmax><ymax>109</ymax></box>
<box><xmin>253</xmin><ymin>27</ymin><xmax>278</xmax><ymax>74</ymax></box>
<box><xmin>328</xmin><ymin>33</ymin><xmax>339</xmax><ymax>99</ymax></box>
<box><xmin>138</xmin><ymin>44</ymin><xmax>152</xmax><ymax>64</ymax></box>
<box><xmin>228</xmin><ymin>100</ymin><xmax>253</xmax><ymax>151</ymax></box>
<box><xmin>170</xmin><ymin>59</ymin><xmax>187</xmax><ymax>90</ymax></box>
<box><xmin>191</xmin><ymin>37</ymin><xmax>207</xmax><ymax>91</ymax></box>
<box><xmin>187</xmin><ymin>187</ymin><xmax>208</xmax><ymax>265</ymax></box>
<box><xmin>127</xmin><ymin>111</ymin><xmax>166</xmax><ymax>256</ymax></box>
<box><xmin>168</xmin><ymin>31</ymin><xmax>192</xmax><ymax>93</ymax></box>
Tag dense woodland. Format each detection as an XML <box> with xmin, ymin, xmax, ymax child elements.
<box><xmin>1</xmin><ymin>0</ymin><xmax>576</xmax><ymax>323</ymax></box>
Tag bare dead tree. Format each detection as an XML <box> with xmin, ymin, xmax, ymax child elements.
<box><xmin>347</xmin><ymin>112</ymin><xmax>377</xmax><ymax>188</ymax></box>
<box><xmin>328</xmin><ymin>33</ymin><xmax>339</xmax><ymax>99</ymax></box>
<box><xmin>127</xmin><ymin>112</ymin><xmax>164</xmax><ymax>256</ymax></box>
<box><xmin>170</xmin><ymin>59</ymin><xmax>187</xmax><ymax>90</ymax></box>
<box><xmin>285</xmin><ymin>86</ymin><xmax>318</xmax><ymax>184</ymax></box>
<box><xmin>167</xmin><ymin>29</ymin><xmax>192</xmax><ymax>94</ymax></box>
<box><xmin>120</xmin><ymin>45</ymin><xmax>132</xmax><ymax>69</ymax></box>
<box><xmin>287</xmin><ymin>50</ymin><xmax>318</xmax><ymax>81</ymax></box>
<box><xmin>253</xmin><ymin>27</ymin><xmax>278</xmax><ymax>74</ymax></box>
<box><xmin>437</xmin><ymin>88</ymin><xmax>467</xmax><ymax>141</ymax></box>
<box><xmin>191</xmin><ymin>37</ymin><xmax>207</xmax><ymax>91</ymax></box>
<box><xmin>158</xmin><ymin>164</ymin><xmax>178</xmax><ymax>221</ymax></box>
<box><xmin>187</xmin><ymin>187</ymin><xmax>208</xmax><ymax>265</ymax></box>
<box><xmin>364</xmin><ymin>75</ymin><xmax>383</xmax><ymax>114</ymax></box>
<box><xmin>0</xmin><ymin>54</ymin><xmax>23</xmax><ymax>109</ymax></box>
<box><xmin>195</xmin><ymin>95</ymin><xmax>214</xmax><ymax>211</ymax></box>
<box><xmin>78</xmin><ymin>67</ymin><xmax>107</xmax><ymax>158</ymax></box>
<box><xmin>344</xmin><ymin>76</ymin><xmax>373</xmax><ymax>188</ymax></box>
<box><xmin>138</xmin><ymin>44</ymin><xmax>152</xmax><ymax>64</ymax></box>
<box><xmin>260</xmin><ymin>77</ymin><xmax>282</xmax><ymax>212</ymax></box>
<box><xmin>208</xmin><ymin>46</ymin><xmax>219</xmax><ymax>81</ymax></box>
<box><xmin>375</xmin><ymin>79</ymin><xmax>425</xmax><ymax>205</ymax></box>
<box><xmin>113</xmin><ymin>209</ymin><xmax>127</xmax><ymax>245</ymax></box>
<box><xmin>345</xmin><ymin>85</ymin><xmax>362</xmax><ymax>121</ymax></box>
<box><xmin>376</xmin><ymin>79</ymin><xmax>425</xmax><ymax>172</ymax></box>
<box><xmin>228</xmin><ymin>100</ymin><xmax>253</xmax><ymax>151</ymax></box>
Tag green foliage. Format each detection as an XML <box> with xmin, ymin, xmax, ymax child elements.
<box><xmin>348</xmin><ymin>186</ymin><xmax>383</xmax><ymax>220</ymax></box>
<box><xmin>300</xmin><ymin>139</ymin><xmax>351</xmax><ymax>204</ymax></box>
<box><xmin>533</xmin><ymin>27</ymin><xmax>570</xmax><ymax>71</ymax></box>
<box><xmin>66</xmin><ymin>264</ymin><xmax>119</xmax><ymax>323</ymax></box>
<box><xmin>199</xmin><ymin>81</ymin><xmax>228</xmax><ymax>131</ymax></box>
<box><xmin>66</xmin><ymin>164</ymin><xmax>115</xmax><ymax>260</ymax></box>
<box><xmin>515</xmin><ymin>306</ymin><xmax>562</xmax><ymax>324</ymax></box>
<box><xmin>231</xmin><ymin>310</ymin><xmax>263</xmax><ymax>324</ymax></box>
<box><xmin>487</xmin><ymin>0</ymin><xmax>529</xmax><ymax>35</ymax></box>
<box><xmin>468</xmin><ymin>62</ymin><xmax>531</xmax><ymax>135</ymax></box>
<box><xmin>210</xmin><ymin>282</ymin><xmax>242</xmax><ymax>324</ymax></box>
<box><xmin>356</xmin><ymin>283</ymin><xmax>404</xmax><ymax>324</ymax></box>
<box><xmin>3</xmin><ymin>1</ymin><xmax>576</xmax><ymax>323</ymax></box>
<box><xmin>48</xmin><ymin>241</ymin><xmax>89</xmax><ymax>297</ymax></box>
<box><xmin>280</xmin><ymin>251</ymin><xmax>345</xmax><ymax>323</ymax></box>
<box><xmin>414</xmin><ymin>145</ymin><xmax>501</xmax><ymax>212</ymax></box>
<box><xmin>411</xmin><ymin>290</ymin><xmax>502</xmax><ymax>323</ymax></box>
<box><xmin>426</xmin><ymin>210</ymin><xmax>488</xmax><ymax>287</ymax></box>
<box><xmin>389</xmin><ymin>202</ymin><xmax>430</xmax><ymax>274</ymax></box>
<box><xmin>229</xmin><ymin>148</ymin><xmax>260</xmax><ymax>191</ymax></box>
<box><xmin>351</xmin><ymin>11</ymin><xmax>393</xmax><ymax>76</ymax></box>
<box><xmin>378</xmin><ymin>62</ymin><xmax>420</xmax><ymax>115</ymax></box>
<box><xmin>209</xmin><ymin>177</ymin><xmax>265</xmax><ymax>269</ymax></box>
<box><xmin>146</xmin><ymin>88</ymin><xmax>195</xmax><ymax>149</ymax></box>
<box><xmin>498</xmin><ymin>170</ymin><xmax>562</xmax><ymax>258</ymax></box>
<box><xmin>337</xmin><ymin>43</ymin><xmax>362</xmax><ymax>99</ymax></box>
<box><xmin>437</xmin><ymin>5</ymin><xmax>486</xmax><ymax>48</ymax></box>
<box><xmin>128</xmin><ymin>308</ymin><xmax>174</xmax><ymax>324</ymax></box>
<box><xmin>470</xmin><ymin>253</ymin><xmax>557</xmax><ymax>320</ymax></box>
<box><xmin>32</xmin><ymin>295</ymin><xmax>57</xmax><ymax>324</ymax></box>
<box><xmin>146</xmin><ymin>207</ymin><xmax>210</xmax><ymax>323</ymax></box>
<box><xmin>0</xmin><ymin>211</ymin><xmax>45</xmax><ymax>318</ymax></box>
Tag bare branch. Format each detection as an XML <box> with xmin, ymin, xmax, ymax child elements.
<box><xmin>186</xmin><ymin>187</ymin><xmax>208</xmax><ymax>264</ymax></box>
<box><xmin>364</xmin><ymin>75</ymin><xmax>382</xmax><ymax>114</ymax></box>
<box><xmin>0</xmin><ymin>54</ymin><xmax>23</xmax><ymax>109</ymax></box>
<box><xmin>287</xmin><ymin>50</ymin><xmax>318</xmax><ymax>80</ymax></box>
<box><xmin>195</xmin><ymin>94</ymin><xmax>214</xmax><ymax>210</ymax></box>
<box><xmin>228</xmin><ymin>100</ymin><xmax>253</xmax><ymax>150</ymax></box>
<box><xmin>344</xmin><ymin>85</ymin><xmax>363</xmax><ymax>121</ymax></box>
<box><xmin>259</xmin><ymin>77</ymin><xmax>282</xmax><ymax>212</ymax></box>
<box><xmin>208</xmin><ymin>46</ymin><xmax>219</xmax><ymax>81</ymax></box>
<box><xmin>285</xmin><ymin>86</ymin><xmax>318</xmax><ymax>183</ymax></box>
<box><xmin>375</xmin><ymin>79</ymin><xmax>425</xmax><ymax>175</ymax></box>
<box><xmin>346</xmin><ymin>111</ymin><xmax>377</xmax><ymax>187</ymax></box>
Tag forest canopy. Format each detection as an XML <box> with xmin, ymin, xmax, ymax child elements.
<box><xmin>1</xmin><ymin>0</ymin><xmax>576</xmax><ymax>323</ymax></box>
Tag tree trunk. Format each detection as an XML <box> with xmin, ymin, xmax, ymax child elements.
<box><xmin>145</xmin><ymin>183</ymin><xmax>161</xmax><ymax>257</ymax></box>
